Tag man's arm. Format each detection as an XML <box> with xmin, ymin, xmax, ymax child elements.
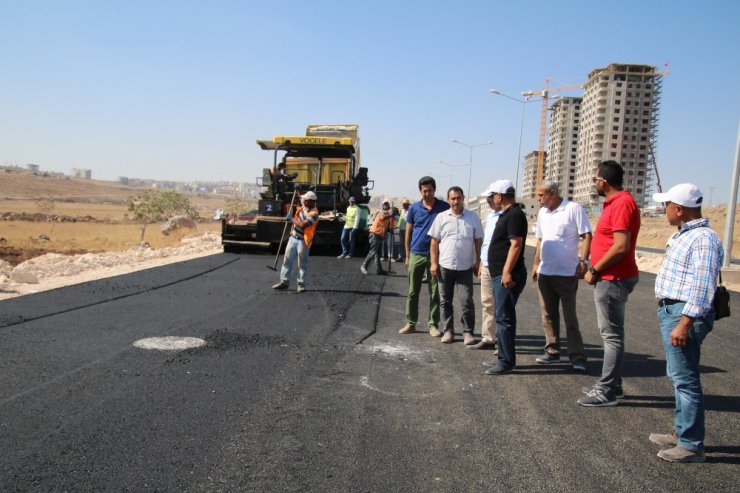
<box><xmin>585</xmin><ymin>230</ymin><xmax>630</xmax><ymax>284</ymax></box>
<box><xmin>404</xmin><ymin>222</ymin><xmax>413</xmax><ymax>268</ymax></box>
<box><xmin>531</xmin><ymin>238</ymin><xmax>542</xmax><ymax>280</ymax></box>
<box><xmin>474</xmin><ymin>237</ymin><xmax>482</xmax><ymax>276</ymax></box>
<box><xmin>430</xmin><ymin>237</ymin><xmax>440</xmax><ymax>278</ymax></box>
<box><xmin>502</xmin><ymin>236</ymin><xmax>523</xmax><ymax>288</ymax></box>
<box><xmin>576</xmin><ymin>232</ymin><xmax>593</xmax><ymax>277</ymax></box>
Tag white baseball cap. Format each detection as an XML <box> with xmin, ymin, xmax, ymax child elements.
<box><xmin>479</xmin><ymin>179</ymin><xmax>515</xmax><ymax>196</ymax></box>
<box><xmin>652</xmin><ymin>183</ymin><xmax>703</xmax><ymax>208</ymax></box>
<box><xmin>301</xmin><ymin>191</ymin><xmax>318</xmax><ymax>201</ymax></box>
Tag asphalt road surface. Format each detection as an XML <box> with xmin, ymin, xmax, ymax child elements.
<box><xmin>1</xmin><ymin>249</ymin><xmax>738</xmax><ymax>491</ymax></box>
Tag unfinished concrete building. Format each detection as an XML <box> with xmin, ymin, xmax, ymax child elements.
<box><xmin>522</xmin><ymin>151</ymin><xmax>546</xmax><ymax>199</ymax></box>
<box><xmin>573</xmin><ymin>63</ymin><xmax>662</xmax><ymax>210</ymax></box>
<box><xmin>545</xmin><ymin>97</ymin><xmax>582</xmax><ymax>200</ymax></box>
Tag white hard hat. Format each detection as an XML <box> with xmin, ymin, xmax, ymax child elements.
<box><xmin>302</xmin><ymin>191</ymin><xmax>318</xmax><ymax>201</ymax></box>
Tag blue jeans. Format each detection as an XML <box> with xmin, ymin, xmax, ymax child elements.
<box><xmin>340</xmin><ymin>227</ymin><xmax>358</xmax><ymax>256</ymax></box>
<box><xmin>438</xmin><ymin>267</ymin><xmax>475</xmax><ymax>335</ymax></box>
<box><xmin>593</xmin><ymin>277</ymin><xmax>638</xmax><ymax>395</ymax></box>
<box><xmin>492</xmin><ymin>269</ymin><xmax>527</xmax><ymax>368</ymax></box>
<box><xmin>280</xmin><ymin>236</ymin><xmax>310</xmax><ymax>286</ymax></box>
<box><xmin>658</xmin><ymin>302</ymin><xmax>713</xmax><ymax>452</ymax></box>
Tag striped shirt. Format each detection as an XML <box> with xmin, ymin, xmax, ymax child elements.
<box><xmin>654</xmin><ymin>218</ymin><xmax>724</xmax><ymax>318</ymax></box>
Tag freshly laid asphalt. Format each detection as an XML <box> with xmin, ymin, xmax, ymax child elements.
<box><xmin>1</xmin><ymin>248</ymin><xmax>738</xmax><ymax>491</ymax></box>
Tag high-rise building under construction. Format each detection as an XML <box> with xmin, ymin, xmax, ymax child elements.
<box><xmin>545</xmin><ymin>97</ymin><xmax>582</xmax><ymax>200</ymax></box>
<box><xmin>572</xmin><ymin>63</ymin><xmax>662</xmax><ymax>209</ymax></box>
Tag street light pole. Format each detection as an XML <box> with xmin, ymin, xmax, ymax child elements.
<box><xmin>489</xmin><ymin>89</ymin><xmax>533</xmax><ymax>195</ymax></box>
<box><xmin>439</xmin><ymin>160</ymin><xmax>467</xmax><ymax>187</ymax></box>
<box><xmin>451</xmin><ymin>140</ymin><xmax>493</xmax><ymax>205</ymax></box>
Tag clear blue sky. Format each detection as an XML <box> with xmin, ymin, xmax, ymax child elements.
<box><xmin>2</xmin><ymin>0</ymin><xmax>739</xmax><ymax>204</ymax></box>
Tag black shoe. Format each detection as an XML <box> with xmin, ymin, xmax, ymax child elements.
<box><xmin>272</xmin><ymin>282</ymin><xmax>288</xmax><ymax>290</ymax></box>
<box><xmin>577</xmin><ymin>388</ymin><xmax>617</xmax><ymax>407</ymax></box>
<box><xmin>535</xmin><ymin>353</ymin><xmax>561</xmax><ymax>364</ymax></box>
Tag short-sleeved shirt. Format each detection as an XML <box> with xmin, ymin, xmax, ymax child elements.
<box><xmin>591</xmin><ymin>190</ymin><xmax>640</xmax><ymax>280</ymax></box>
<box><xmin>369</xmin><ymin>211</ymin><xmax>395</xmax><ymax>238</ymax></box>
<box><xmin>487</xmin><ymin>204</ymin><xmax>528</xmax><ymax>276</ymax></box>
<box><xmin>427</xmin><ymin>208</ymin><xmax>483</xmax><ymax>271</ymax></box>
<box><xmin>535</xmin><ymin>199</ymin><xmax>591</xmax><ymax>276</ymax></box>
<box><xmin>481</xmin><ymin>209</ymin><xmax>503</xmax><ymax>268</ymax></box>
<box><xmin>406</xmin><ymin>198</ymin><xmax>451</xmax><ymax>256</ymax></box>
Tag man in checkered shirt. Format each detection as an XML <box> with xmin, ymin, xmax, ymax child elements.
<box><xmin>649</xmin><ymin>183</ymin><xmax>724</xmax><ymax>463</ymax></box>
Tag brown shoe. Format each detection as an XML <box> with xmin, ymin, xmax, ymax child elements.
<box><xmin>441</xmin><ymin>331</ymin><xmax>454</xmax><ymax>343</ymax></box>
<box><xmin>649</xmin><ymin>430</ymin><xmax>679</xmax><ymax>447</ymax></box>
<box><xmin>657</xmin><ymin>445</ymin><xmax>705</xmax><ymax>463</ymax></box>
<box><xmin>468</xmin><ymin>340</ymin><xmax>496</xmax><ymax>350</ymax></box>
<box><xmin>428</xmin><ymin>326</ymin><xmax>442</xmax><ymax>337</ymax></box>
<box><xmin>463</xmin><ymin>332</ymin><xmax>475</xmax><ymax>345</ymax></box>
<box><xmin>399</xmin><ymin>324</ymin><xmax>416</xmax><ymax>334</ymax></box>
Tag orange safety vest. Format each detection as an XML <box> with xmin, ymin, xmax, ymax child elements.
<box><xmin>292</xmin><ymin>206</ymin><xmax>319</xmax><ymax>247</ymax></box>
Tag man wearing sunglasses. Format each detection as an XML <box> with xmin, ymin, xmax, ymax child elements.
<box><xmin>578</xmin><ymin>161</ymin><xmax>640</xmax><ymax>407</ymax></box>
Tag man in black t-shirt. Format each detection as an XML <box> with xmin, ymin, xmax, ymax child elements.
<box><xmin>483</xmin><ymin>180</ymin><xmax>528</xmax><ymax>375</ymax></box>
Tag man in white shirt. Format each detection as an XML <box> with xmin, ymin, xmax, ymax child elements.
<box><xmin>531</xmin><ymin>181</ymin><xmax>592</xmax><ymax>371</ymax></box>
<box><xmin>428</xmin><ymin>187</ymin><xmax>484</xmax><ymax>345</ymax></box>
<box><xmin>469</xmin><ymin>182</ymin><xmax>503</xmax><ymax>350</ymax></box>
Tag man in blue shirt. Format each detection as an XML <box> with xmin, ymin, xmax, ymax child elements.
<box><xmin>650</xmin><ymin>183</ymin><xmax>723</xmax><ymax>463</ymax></box>
<box><xmin>399</xmin><ymin>176</ymin><xmax>450</xmax><ymax>336</ymax></box>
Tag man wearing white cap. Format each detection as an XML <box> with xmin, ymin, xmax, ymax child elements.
<box><xmin>272</xmin><ymin>191</ymin><xmax>319</xmax><ymax>293</ymax></box>
<box><xmin>468</xmin><ymin>181</ymin><xmax>504</xmax><ymax>350</ymax></box>
<box><xmin>481</xmin><ymin>179</ymin><xmax>528</xmax><ymax>375</ymax></box>
<box><xmin>649</xmin><ymin>183</ymin><xmax>723</xmax><ymax>463</ymax></box>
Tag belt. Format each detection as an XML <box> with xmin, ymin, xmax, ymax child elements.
<box><xmin>291</xmin><ymin>233</ymin><xmax>303</xmax><ymax>241</ymax></box>
<box><xmin>658</xmin><ymin>298</ymin><xmax>683</xmax><ymax>307</ymax></box>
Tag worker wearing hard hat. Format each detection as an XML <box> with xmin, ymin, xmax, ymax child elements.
<box><xmin>273</xmin><ymin>191</ymin><xmax>319</xmax><ymax>293</ymax></box>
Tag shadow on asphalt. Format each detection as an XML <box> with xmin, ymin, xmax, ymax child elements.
<box><xmin>311</xmin><ymin>289</ymin><xmax>404</xmax><ymax>297</ymax></box>
<box><xmin>704</xmin><ymin>445</ymin><xmax>740</xmax><ymax>465</ymax></box>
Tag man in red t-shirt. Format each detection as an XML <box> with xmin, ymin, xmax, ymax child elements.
<box><xmin>578</xmin><ymin>161</ymin><xmax>641</xmax><ymax>407</ymax></box>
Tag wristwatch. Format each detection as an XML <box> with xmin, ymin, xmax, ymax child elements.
<box><xmin>588</xmin><ymin>266</ymin><xmax>598</xmax><ymax>275</ymax></box>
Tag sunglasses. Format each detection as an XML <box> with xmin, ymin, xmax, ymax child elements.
<box><xmin>592</xmin><ymin>176</ymin><xmax>607</xmax><ymax>184</ymax></box>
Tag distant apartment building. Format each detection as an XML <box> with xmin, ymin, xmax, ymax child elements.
<box><xmin>574</xmin><ymin>63</ymin><xmax>662</xmax><ymax>209</ymax></box>
<box><xmin>545</xmin><ymin>97</ymin><xmax>582</xmax><ymax>200</ymax></box>
<box><xmin>522</xmin><ymin>151</ymin><xmax>546</xmax><ymax>199</ymax></box>
<box><xmin>71</xmin><ymin>168</ymin><xmax>92</xmax><ymax>179</ymax></box>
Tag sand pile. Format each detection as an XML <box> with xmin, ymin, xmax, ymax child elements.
<box><xmin>0</xmin><ymin>231</ymin><xmax>222</xmax><ymax>300</ymax></box>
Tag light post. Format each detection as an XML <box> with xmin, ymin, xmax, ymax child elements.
<box><xmin>489</xmin><ymin>89</ymin><xmax>535</xmax><ymax>195</ymax></box>
<box><xmin>438</xmin><ymin>160</ymin><xmax>467</xmax><ymax>187</ymax></box>
<box><xmin>427</xmin><ymin>171</ymin><xmax>452</xmax><ymax>191</ymax></box>
<box><xmin>451</xmin><ymin>140</ymin><xmax>493</xmax><ymax>205</ymax></box>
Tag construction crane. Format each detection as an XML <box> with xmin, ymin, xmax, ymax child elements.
<box><xmin>522</xmin><ymin>77</ymin><xmax>583</xmax><ymax>185</ymax></box>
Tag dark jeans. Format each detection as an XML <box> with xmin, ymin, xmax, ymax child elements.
<box><xmin>340</xmin><ymin>227</ymin><xmax>358</xmax><ymax>256</ymax></box>
<box><xmin>492</xmin><ymin>269</ymin><xmax>527</xmax><ymax>368</ymax></box>
<box><xmin>438</xmin><ymin>267</ymin><xmax>475</xmax><ymax>335</ymax></box>
<box><xmin>362</xmin><ymin>233</ymin><xmax>384</xmax><ymax>273</ymax></box>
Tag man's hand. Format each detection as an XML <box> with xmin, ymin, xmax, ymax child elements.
<box><xmin>575</xmin><ymin>261</ymin><xmax>587</xmax><ymax>279</ymax></box>
<box><xmin>531</xmin><ymin>265</ymin><xmax>539</xmax><ymax>281</ymax></box>
<box><xmin>670</xmin><ymin>324</ymin><xmax>691</xmax><ymax>347</ymax></box>
<box><xmin>473</xmin><ymin>260</ymin><xmax>481</xmax><ymax>277</ymax></box>
<box><xmin>405</xmin><ymin>257</ymin><xmax>410</xmax><ymax>268</ymax></box>
<box><xmin>430</xmin><ymin>263</ymin><xmax>439</xmax><ymax>279</ymax></box>
<box><xmin>501</xmin><ymin>272</ymin><xmax>515</xmax><ymax>288</ymax></box>
<box><xmin>584</xmin><ymin>271</ymin><xmax>597</xmax><ymax>285</ymax></box>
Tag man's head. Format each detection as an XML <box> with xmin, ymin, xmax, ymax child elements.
<box><xmin>418</xmin><ymin>175</ymin><xmax>437</xmax><ymax>202</ymax></box>
<box><xmin>653</xmin><ymin>183</ymin><xmax>703</xmax><ymax>227</ymax></box>
<box><xmin>480</xmin><ymin>182</ymin><xmax>501</xmax><ymax>211</ymax></box>
<box><xmin>594</xmin><ymin>160</ymin><xmax>624</xmax><ymax>197</ymax></box>
<box><xmin>402</xmin><ymin>198</ymin><xmax>411</xmax><ymax>210</ymax></box>
<box><xmin>485</xmin><ymin>179</ymin><xmax>516</xmax><ymax>207</ymax></box>
<box><xmin>382</xmin><ymin>201</ymin><xmax>390</xmax><ymax>212</ymax></box>
<box><xmin>447</xmin><ymin>186</ymin><xmax>465</xmax><ymax>213</ymax></box>
<box><xmin>301</xmin><ymin>191</ymin><xmax>318</xmax><ymax>208</ymax></box>
<box><xmin>535</xmin><ymin>181</ymin><xmax>562</xmax><ymax>210</ymax></box>
<box><xmin>348</xmin><ymin>196</ymin><xmax>356</xmax><ymax>204</ymax></box>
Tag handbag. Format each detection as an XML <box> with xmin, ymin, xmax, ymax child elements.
<box><xmin>713</xmin><ymin>271</ymin><xmax>731</xmax><ymax>320</ymax></box>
